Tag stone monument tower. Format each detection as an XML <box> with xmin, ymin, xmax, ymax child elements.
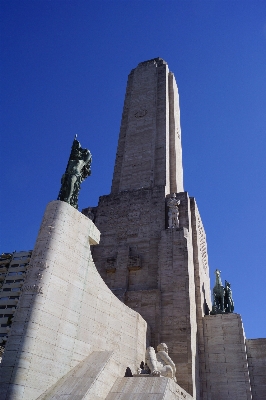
<box><xmin>1</xmin><ymin>58</ymin><xmax>264</xmax><ymax>400</ymax></box>
<box><xmin>89</xmin><ymin>58</ymin><xmax>212</xmax><ymax>398</ymax></box>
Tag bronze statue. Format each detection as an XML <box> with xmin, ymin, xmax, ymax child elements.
<box><xmin>211</xmin><ymin>270</ymin><xmax>234</xmax><ymax>314</ymax></box>
<box><xmin>58</xmin><ymin>136</ymin><xmax>92</xmax><ymax>209</ymax></box>
<box><xmin>212</xmin><ymin>269</ymin><xmax>225</xmax><ymax>313</ymax></box>
<box><xmin>224</xmin><ymin>280</ymin><xmax>234</xmax><ymax>313</ymax></box>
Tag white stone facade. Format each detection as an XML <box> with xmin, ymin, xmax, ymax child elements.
<box><xmin>111</xmin><ymin>58</ymin><xmax>183</xmax><ymax>196</ymax></box>
<box><xmin>106</xmin><ymin>377</ymin><xmax>193</xmax><ymax>400</ymax></box>
<box><xmin>0</xmin><ymin>201</ymin><xmax>147</xmax><ymax>399</ymax></box>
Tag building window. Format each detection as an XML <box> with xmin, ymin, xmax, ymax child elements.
<box><xmin>8</xmin><ymin>272</ymin><xmax>24</xmax><ymax>276</ymax></box>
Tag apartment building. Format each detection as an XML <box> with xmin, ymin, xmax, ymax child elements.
<box><xmin>0</xmin><ymin>251</ymin><xmax>32</xmax><ymax>349</ymax></box>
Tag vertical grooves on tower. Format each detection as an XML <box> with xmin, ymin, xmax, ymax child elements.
<box><xmin>168</xmin><ymin>72</ymin><xmax>184</xmax><ymax>194</ymax></box>
<box><xmin>111</xmin><ymin>59</ymin><xmax>181</xmax><ymax>195</ymax></box>
<box><xmin>111</xmin><ymin>70</ymin><xmax>134</xmax><ymax>193</ymax></box>
<box><xmin>154</xmin><ymin>62</ymin><xmax>170</xmax><ymax>193</ymax></box>
<box><xmin>169</xmin><ymin>72</ymin><xmax>177</xmax><ymax>193</ymax></box>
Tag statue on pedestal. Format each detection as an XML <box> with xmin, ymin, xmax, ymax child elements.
<box><xmin>224</xmin><ymin>280</ymin><xmax>234</xmax><ymax>313</ymax></box>
<box><xmin>167</xmin><ymin>194</ymin><xmax>180</xmax><ymax>229</ymax></box>
<box><xmin>211</xmin><ymin>270</ymin><xmax>234</xmax><ymax>314</ymax></box>
<box><xmin>212</xmin><ymin>269</ymin><xmax>225</xmax><ymax>313</ymax></box>
<box><xmin>58</xmin><ymin>136</ymin><xmax>92</xmax><ymax>209</ymax></box>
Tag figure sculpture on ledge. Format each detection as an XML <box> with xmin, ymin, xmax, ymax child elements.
<box><xmin>167</xmin><ymin>193</ymin><xmax>180</xmax><ymax>229</ymax></box>
<box><xmin>211</xmin><ymin>270</ymin><xmax>234</xmax><ymax>314</ymax></box>
<box><xmin>58</xmin><ymin>136</ymin><xmax>92</xmax><ymax>209</ymax></box>
<box><xmin>224</xmin><ymin>280</ymin><xmax>234</xmax><ymax>313</ymax></box>
<box><xmin>212</xmin><ymin>269</ymin><xmax>225</xmax><ymax>313</ymax></box>
<box><xmin>137</xmin><ymin>343</ymin><xmax>176</xmax><ymax>381</ymax></box>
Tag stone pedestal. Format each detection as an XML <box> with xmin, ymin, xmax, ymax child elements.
<box><xmin>0</xmin><ymin>201</ymin><xmax>147</xmax><ymax>400</ymax></box>
<box><xmin>203</xmin><ymin>313</ymin><xmax>252</xmax><ymax>400</ymax></box>
<box><xmin>246</xmin><ymin>338</ymin><xmax>266</xmax><ymax>400</ymax></box>
<box><xmin>106</xmin><ymin>376</ymin><xmax>193</xmax><ymax>400</ymax></box>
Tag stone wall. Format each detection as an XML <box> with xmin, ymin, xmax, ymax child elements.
<box><xmin>246</xmin><ymin>338</ymin><xmax>266</xmax><ymax>400</ymax></box>
<box><xmin>92</xmin><ymin>186</ymin><xmax>166</xmax><ymax>298</ymax></box>
<box><xmin>158</xmin><ymin>192</ymin><xmax>197</xmax><ymax>397</ymax></box>
<box><xmin>190</xmin><ymin>198</ymin><xmax>212</xmax><ymax>398</ymax></box>
<box><xmin>92</xmin><ymin>189</ymin><xmax>200</xmax><ymax>398</ymax></box>
<box><xmin>0</xmin><ymin>201</ymin><xmax>147</xmax><ymax>400</ymax></box>
<box><xmin>203</xmin><ymin>313</ymin><xmax>252</xmax><ymax>400</ymax></box>
<box><xmin>106</xmin><ymin>377</ymin><xmax>193</xmax><ymax>400</ymax></box>
<box><xmin>168</xmin><ymin>71</ymin><xmax>183</xmax><ymax>194</ymax></box>
<box><xmin>111</xmin><ymin>58</ymin><xmax>183</xmax><ymax>196</ymax></box>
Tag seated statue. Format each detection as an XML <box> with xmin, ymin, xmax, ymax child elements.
<box><xmin>140</xmin><ymin>343</ymin><xmax>176</xmax><ymax>380</ymax></box>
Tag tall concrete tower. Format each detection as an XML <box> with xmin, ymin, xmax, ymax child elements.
<box><xmin>111</xmin><ymin>58</ymin><xmax>183</xmax><ymax>195</ymax></box>
<box><xmin>90</xmin><ymin>58</ymin><xmax>212</xmax><ymax>397</ymax></box>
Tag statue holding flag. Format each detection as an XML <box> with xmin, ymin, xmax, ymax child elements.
<box><xmin>58</xmin><ymin>136</ymin><xmax>92</xmax><ymax>209</ymax></box>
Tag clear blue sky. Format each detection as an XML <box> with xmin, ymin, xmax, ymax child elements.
<box><xmin>1</xmin><ymin>1</ymin><xmax>266</xmax><ymax>339</ymax></box>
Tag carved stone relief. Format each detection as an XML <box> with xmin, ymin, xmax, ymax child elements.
<box><xmin>128</xmin><ymin>255</ymin><xmax>141</xmax><ymax>271</ymax></box>
<box><xmin>106</xmin><ymin>257</ymin><xmax>117</xmax><ymax>273</ymax></box>
<box><xmin>167</xmin><ymin>194</ymin><xmax>180</xmax><ymax>229</ymax></box>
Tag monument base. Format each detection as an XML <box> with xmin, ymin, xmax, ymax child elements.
<box><xmin>106</xmin><ymin>377</ymin><xmax>193</xmax><ymax>400</ymax></box>
<box><xmin>0</xmin><ymin>201</ymin><xmax>148</xmax><ymax>400</ymax></box>
<box><xmin>202</xmin><ymin>313</ymin><xmax>252</xmax><ymax>400</ymax></box>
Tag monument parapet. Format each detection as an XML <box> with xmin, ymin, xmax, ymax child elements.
<box><xmin>0</xmin><ymin>201</ymin><xmax>147</xmax><ymax>399</ymax></box>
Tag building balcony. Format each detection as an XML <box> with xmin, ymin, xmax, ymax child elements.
<box><xmin>2</xmin><ymin>282</ymin><xmax>23</xmax><ymax>289</ymax></box>
<box><xmin>6</xmin><ymin>271</ymin><xmax>26</xmax><ymax>278</ymax></box>
<box><xmin>0</xmin><ymin>309</ymin><xmax>15</xmax><ymax>316</ymax></box>
<box><xmin>0</xmin><ymin>299</ymin><xmax>18</xmax><ymax>306</ymax></box>
<box><xmin>8</xmin><ymin>265</ymin><xmax>28</xmax><ymax>271</ymax></box>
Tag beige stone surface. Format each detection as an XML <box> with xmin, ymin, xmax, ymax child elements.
<box><xmin>90</xmin><ymin>60</ymin><xmax>213</xmax><ymax>399</ymax></box>
<box><xmin>158</xmin><ymin>192</ymin><xmax>197</xmax><ymax>397</ymax></box>
<box><xmin>0</xmin><ymin>201</ymin><xmax>147</xmax><ymax>400</ymax></box>
<box><xmin>106</xmin><ymin>376</ymin><xmax>193</xmax><ymax>400</ymax></box>
<box><xmin>203</xmin><ymin>313</ymin><xmax>252</xmax><ymax>400</ymax></box>
<box><xmin>190</xmin><ymin>198</ymin><xmax>212</xmax><ymax>398</ymax></box>
<box><xmin>246</xmin><ymin>338</ymin><xmax>266</xmax><ymax>400</ymax></box>
<box><xmin>37</xmin><ymin>351</ymin><xmax>120</xmax><ymax>400</ymax></box>
<box><xmin>111</xmin><ymin>58</ymin><xmax>183</xmax><ymax>196</ymax></box>
<box><xmin>92</xmin><ymin>188</ymin><xmax>202</xmax><ymax>397</ymax></box>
